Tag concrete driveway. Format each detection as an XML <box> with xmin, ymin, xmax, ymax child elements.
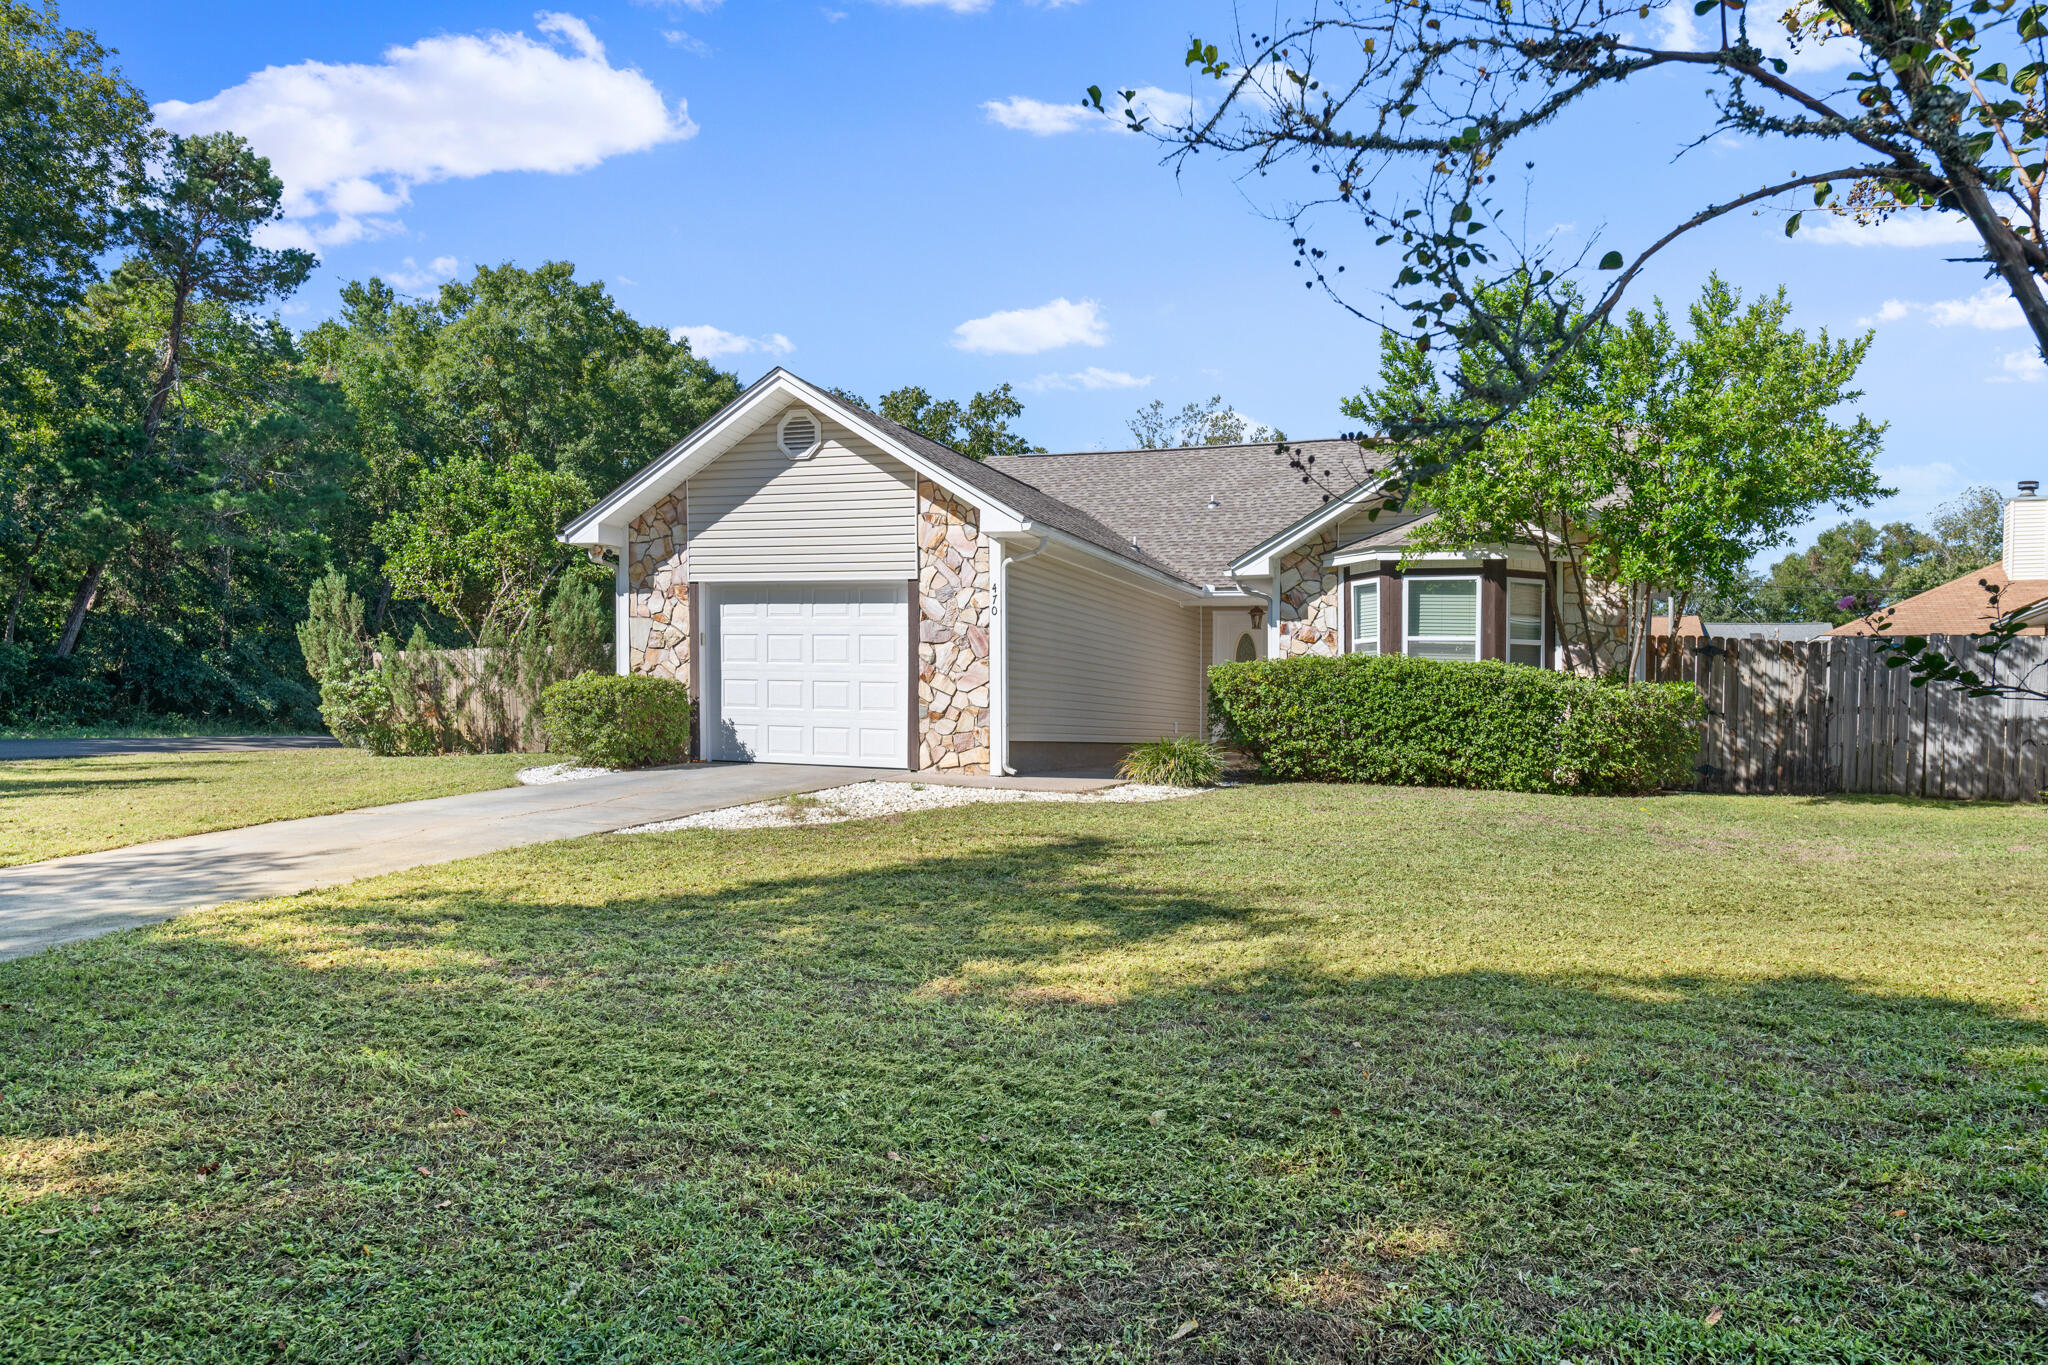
<box><xmin>0</xmin><ymin>763</ymin><xmax>895</xmax><ymax>961</ymax></box>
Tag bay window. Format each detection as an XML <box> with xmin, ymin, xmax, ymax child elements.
<box><xmin>1404</xmin><ymin>577</ymin><xmax>1479</xmax><ymax>661</ymax></box>
<box><xmin>1350</xmin><ymin>579</ymin><xmax>1380</xmax><ymax>654</ymax></box>
<box><xmin>1508</xmin><ymin>579</ymin><xmax>1546</xmax><ymax>667</ymax></box>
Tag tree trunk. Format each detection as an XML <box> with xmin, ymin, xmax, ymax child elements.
<box><xmin>372</xmin><ymin>579</ymin><xmax>393</xmax><ymax>634</ymax></box>
<box><xmin>2</xmin><ymin>528</ymin><xmax>46</xmax><ymax>646</ymax></box>
<box><xmin>3</xmin><ymin>575</ymin><xmax>27</xmax><ymax>646</ymax></box>
<box><xmin>53</xmin><ymin>561</ymin><xmax>105</xmax><ymax>659</ymax></box>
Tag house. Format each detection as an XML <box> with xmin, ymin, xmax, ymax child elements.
<box><xmin>1830</xmin><ymin>482</ymin><xmax>2048</xmax><ymax>638</ymax></box>
<box><xmin>557</xmin><ymin>369</ymin><xmax>1609</xmax><ymax>774</ymax></box>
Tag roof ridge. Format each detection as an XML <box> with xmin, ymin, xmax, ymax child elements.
<box><xmin>1001</xmin><ymin>436</ymin><xmax>1367</xmax><ymax>460</ymax></box>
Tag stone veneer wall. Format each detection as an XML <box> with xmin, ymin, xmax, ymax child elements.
<box><xmin>1276</xmin><ymin>531</ymin><xmax>1343</xmax><ymax>657</ymax></box>
<box><xmin>917</xmin><ymin>481</ymin><xmax>992</xmax><ymax>771</ymax></box>
<box><xmin>626</xmin><ymin>491</ymin><xmax>689</xmax><ymax>681</ymax></box>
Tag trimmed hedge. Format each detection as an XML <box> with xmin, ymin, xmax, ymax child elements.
<box><xmin>1208</xmin><ymin>654</ymin><xmax>1703</xmax><ymax>795</ymax></box>
<box><xmin>540</xmin><ymin>674</ymin><xmax>695</xmax><ymax>769</ymax></box>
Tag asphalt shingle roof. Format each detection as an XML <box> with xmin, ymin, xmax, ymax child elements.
<box><xmin>1830</xmin><ymin>562</ymin><xmax>2048</xmax><ymax>637</ymax></box>
<box><xmin>983</xmin><ymin>438</ymin><xmax>1393</xmax><ymax>586</ymax></box>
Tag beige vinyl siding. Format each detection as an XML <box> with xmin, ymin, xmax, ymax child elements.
<box><xmin>1008</xmin><ymin>550</ymin><xmax>1203</xmax><ymax>743</ymax></box>
<box><xmin>686</xmin><ymin>407</ymin><xmax>916</xmax><ymax>580</ymax></box>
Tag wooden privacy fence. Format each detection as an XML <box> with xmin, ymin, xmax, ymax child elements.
<box><xmin>1647</xmin><ymin>636</ymin><xmax>2048</xmax><ymax>801</ymax></box>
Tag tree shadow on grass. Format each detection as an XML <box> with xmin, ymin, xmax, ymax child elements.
<box><xmin>2</xmin><ymin>831</ymin><xmax>2046</xmax><ymax>1363</ymax></box>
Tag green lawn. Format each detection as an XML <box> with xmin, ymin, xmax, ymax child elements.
<box><xmin>3</xmin><ymin>786</ymin><xmax>2045</xmax><ymax>1362</ymax></box>
<box><xmin>0</xmin><ymin>749</ymin><xmax>535</xmax><ymax>865</ymax></box>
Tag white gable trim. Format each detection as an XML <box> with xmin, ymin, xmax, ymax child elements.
<box><xmin>559</xmin><ymin>368</ymin><xmax>1031</xmax><ymax>546</ymax></box>
<box><xmin>1227</xmin><ymin>474</ymin><xmax>1392</xmax><ymax>577</ymax></box>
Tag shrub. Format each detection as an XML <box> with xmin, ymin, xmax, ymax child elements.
<box><xmin>1119</xmin><ymin>734</ymin><xmax>1225</xmax><ymax>787</ymax></box>
<box><xmin>541</xmin><ymin>674</ymin><xmax>694</xmax><ymax>769</ymax></box>
<box><xmin>1208</xmin><ymin>654</ymin><xmax>1702</xmax><ymax>795</ymax></box>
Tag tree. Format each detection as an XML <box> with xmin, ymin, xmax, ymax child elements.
<box><xmin>50</xmin><ymin>131</ymin><xmax>314</xmax><ymax>657</ymax></box>
<box><xmin>1752</xmin><ymin>519</ymin><xmax>1934</xmax><ymax>621</ymax></box>
<box><xmin>373</xmin><ymin>452</ymin><xmax>590</xmax><ymax>643</ymax></box>
<box><xmin>835</xmin><ymin>383</ymin><xmax>1041</xmax><ymax>460</ymax></box>
<box><xmin>1127</xmin><ymin>396</ymin><xmax>1284</xmax><ymax>448</ymax></box>
<box><xmin>1351</xmin><ymin>275</ymin><xmax>1886</xmax><ymax>671</ymax></box>
<box><xmin>0</xmin><ymin>0</ymin><xmax>149</xmax><ymax>367</ymax></box>
<box><xmin>1099</xmin><ymin>0</ymin><xmax>2048</xmax><ymax>478</ymax></box>
<box><xmin>303</xmin><ymin>265</ymin><xmax>740</xmax><ymax>628</ymax></box>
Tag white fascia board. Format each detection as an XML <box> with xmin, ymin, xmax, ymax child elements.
<box><xmin>1022</xmin><ymin>523</ymin><xmax>1208</xmax><ymax>604</ymax></box>
<box><xmin>557</xmin><ymin>368</ymin><xmax>1035</xmax><ymax>547</ymax></box>
<box><xmin>1227</xmin><ymin>475</ymin><xmax>1389</xmax><ymax>577</ymax></box>
<box><xmin>1329</xmin><ymin>548</ymin><xmax>1509</xmax><ymax>568</ymax></box>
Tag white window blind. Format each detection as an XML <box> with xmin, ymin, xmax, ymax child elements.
<box><xmin>1508</xmin><ymin>579</ymin><xmax>1545</xmax><ymax>667</ymax></box>
<box><xmin>1406</xmin><ymin>578</ymin><xmax>1478</xmax><ymax>661</ymax></box>
<box><xmin>1351</xmin><ymin>580</ymin><xmax>1380</xmax><ymax>654</ymax></box>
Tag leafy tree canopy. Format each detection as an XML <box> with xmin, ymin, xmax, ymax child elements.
<box><xmin>832</xmin><ymin>383</ymin><xmax>1042</xmax><ymax>461</ymax></box>
<box><xmin>1126</xmin><ymin>396</ymin><xmax>1284</xmax><ymax>448</ymax></box>
<box><xmin>1351</xmin><ymin>274</ymin><xmax>1886</xmax><ymax>669</ymax></box>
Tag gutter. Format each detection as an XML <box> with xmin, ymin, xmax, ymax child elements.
<box><xmin>993</xmin><ymin>526</ymin><xmax>1050</xmax><ymax>776</ymax></box>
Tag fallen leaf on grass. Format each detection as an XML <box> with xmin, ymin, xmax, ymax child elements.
<box><xmin>451</xmin><ymin>1106</ymin><xmax>469</xmax><ymax>1118</ymax></box>
<box><xmin>416</xmin><ymin>1166</ymin><xmax>431</xmax><ymax>1177</ymax></box>
<box><xmin>1148</xmin><ymin>1109</ymin><xmax>1167</xmax><ymax>1126</ymax></box>
<box><xmin>1167</xmin><ymin>1319</ymin><xmax>1199</xmax><ymax>1342</ymax></box>
<box><xmin>196</xmin><ymin>1161</ymin><xmax>219</xmax><ymax>1177</ymax></box>
<box><xmin>887</xmin><ymin>1151</ymin><xmax>902</xmax><ymax>1162</ymax></box>
<box><xmin>1704</xmin><ymin>1306</ymin><xmax>1724</xmax><ymax>1327</ymax></box>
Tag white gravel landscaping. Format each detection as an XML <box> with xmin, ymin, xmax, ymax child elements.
<box><xmin>516</xmin><ymin>762</ymin><xmax>613</xmax><ymax>785</ymax></box>
<box><xmin>621</xmin><ymin>778</ymin><xmax>1218</xmax><ymax>832</ymax></box>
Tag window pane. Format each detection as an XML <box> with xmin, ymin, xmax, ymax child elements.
<box><xmin>1352</xmin><ymin>581</ymin><xmax>1379</xmax><ymax>655</ymax></box>
<box><xmin>1508</xmin><ymin>642</ymin><xmax>1544</xmax><ymax>667</ymax></box>
<box><xmin>1234</xmin><ymin>632</ymin><xmax>1258</xmax><ymax>662</ymax></box>
<box><xmin>1509</xmin><ymin>579</ymin><xmax>1543</xmax><ymax>620</ymax></box>
<box><xmin>1410</xmin><ymin>637</ymin><xmax>1478</xmax><ymax>662</ymax></box>
<box><xmin>1408</xmin><ymin>578</ymin><xmax>1478</xmax><ymax>637</ymax></box>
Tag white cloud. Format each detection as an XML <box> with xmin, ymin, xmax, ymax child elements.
<box><xmin>952</xmin><ymin>297</ymin><xmax>1107</xmax><ymax>354</ymax></box>
<box><xmin>155</xmin><ymin>13</ymin><xmax>696</xmax><ymax>254</ymax></box>
<box><xmin>1024</xmin><ymin>367</ymin><xmax>1151</xmax><ymax>392</ymax></box>
<box><xmin>662</xmin><ymin>29</ymin><xmax>712</xmax><ymax>55</ymax></box>
<box><xmin>382</xmin><ymin>254</ymin><xmax>460</xmax><ymax>292</ymax></box>
<box><xmin>983</xmin><ymin>86</ymin><xmax>1199</xmax><ymax>136</ymax></box>
<box><xmin>1930</xmin><ymin>286</ymin><xmax>2025</xmax><ymax>330</ymax></box>
<box><xmin>1992</xmin><ymin>349</ymin><xmax>2047</xmax><ymax>383</ymax></box>
<box><xmin>1861</xmin><ymin>286</ymin><xmax>2025</xmax><ymax>330</ymax></box>
<box><xmin>671</xmin><ymin>324</ymin><xmax>794</xmax><ymax>360</ymax></box>
<box><xmin>633</xmin><ymin>0</ymin><xmax>721</xmax><ymax>11</ymax></box>
<box><xmin>982</xmin><ymin>96</ymin><xmax>1103</xmax><ymax>135</ymax></box>
<box><xmin>1803</xmin><ymin>212</ymin><xmax>1981</xmax><ymax>247</ymax></box>
<box><xmin>875</xmin><ymin>0</ymin><xmax>991</xmax><ymax>11</ymax></box>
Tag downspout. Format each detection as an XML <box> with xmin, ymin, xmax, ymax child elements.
<box><xmin>611</xmin><ymin>527</ymin><xmax>631</xmax><ymax>676</ymax></box>
<box><xmin>995</xmin><ymin>524</ymin><xmax>1049</xmax><ymax>776</ymax></box>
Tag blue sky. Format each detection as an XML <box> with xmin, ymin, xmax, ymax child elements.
<box><xmin>92</xmin><ymin>0</ymin><xmax>2045</xmax><ymax>547</ymax></box>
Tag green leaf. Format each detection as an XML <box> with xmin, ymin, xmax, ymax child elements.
<box><xmin>1785</xmin><ymin>212</ymin><xmax>1803</xmax><ymax>237</ymax></box>
<box><xmin>1694</xmin><ymin>0</ymin><xmax>1715</xmax><ymax>12</ymax></box>
<box><xmin>1598</xmin><ymin>251</ymin><xmax>1625</xmax><ymax>270</ymax></box>
<box><xmin>1813</xmin><ymin>181</ymin><xmax>1833</xmax><ymax>206</ymax></box>
<box><xmin>1771</xmin><ymin>57</ymin><xmax>1788</xmax><ymax>74</ymax></box>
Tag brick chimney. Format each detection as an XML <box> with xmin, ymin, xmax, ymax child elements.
<box><xmin>2007</xmin><ymin>480</ymin><xmax>2048</xmax><ymax>578</ymax></box>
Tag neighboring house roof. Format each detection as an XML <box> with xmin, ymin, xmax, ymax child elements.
<box><xmin>1651</xmin><ymin>617</ymin><xmax>1835</xmax><ymax>641</ymax></box>
<box><xmin>987</xmin><ymin>438</ymin><xmax>1391</xmax><ymax>586</ymax></box>
<box><xmin>1830</xmin><ymin>561</ymin><xmax>2048</xmax><ymax>636</ymax></box>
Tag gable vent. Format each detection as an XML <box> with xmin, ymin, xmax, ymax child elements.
<box><xmin>778</xmin><ymin>409</ymin><xmax>821</xmax><ymax>459</ymax></box>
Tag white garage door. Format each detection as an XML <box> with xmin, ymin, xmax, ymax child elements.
<box><xmin>707</xmin><ymin>582</ymin><xmax>907</xmax><ymax>766</ymax></box>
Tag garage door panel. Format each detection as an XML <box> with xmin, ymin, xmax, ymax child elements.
<box><xmin>711</xmin><ymin>581</ymin><xmax>907</xmax><ymax>767</ymax></box>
